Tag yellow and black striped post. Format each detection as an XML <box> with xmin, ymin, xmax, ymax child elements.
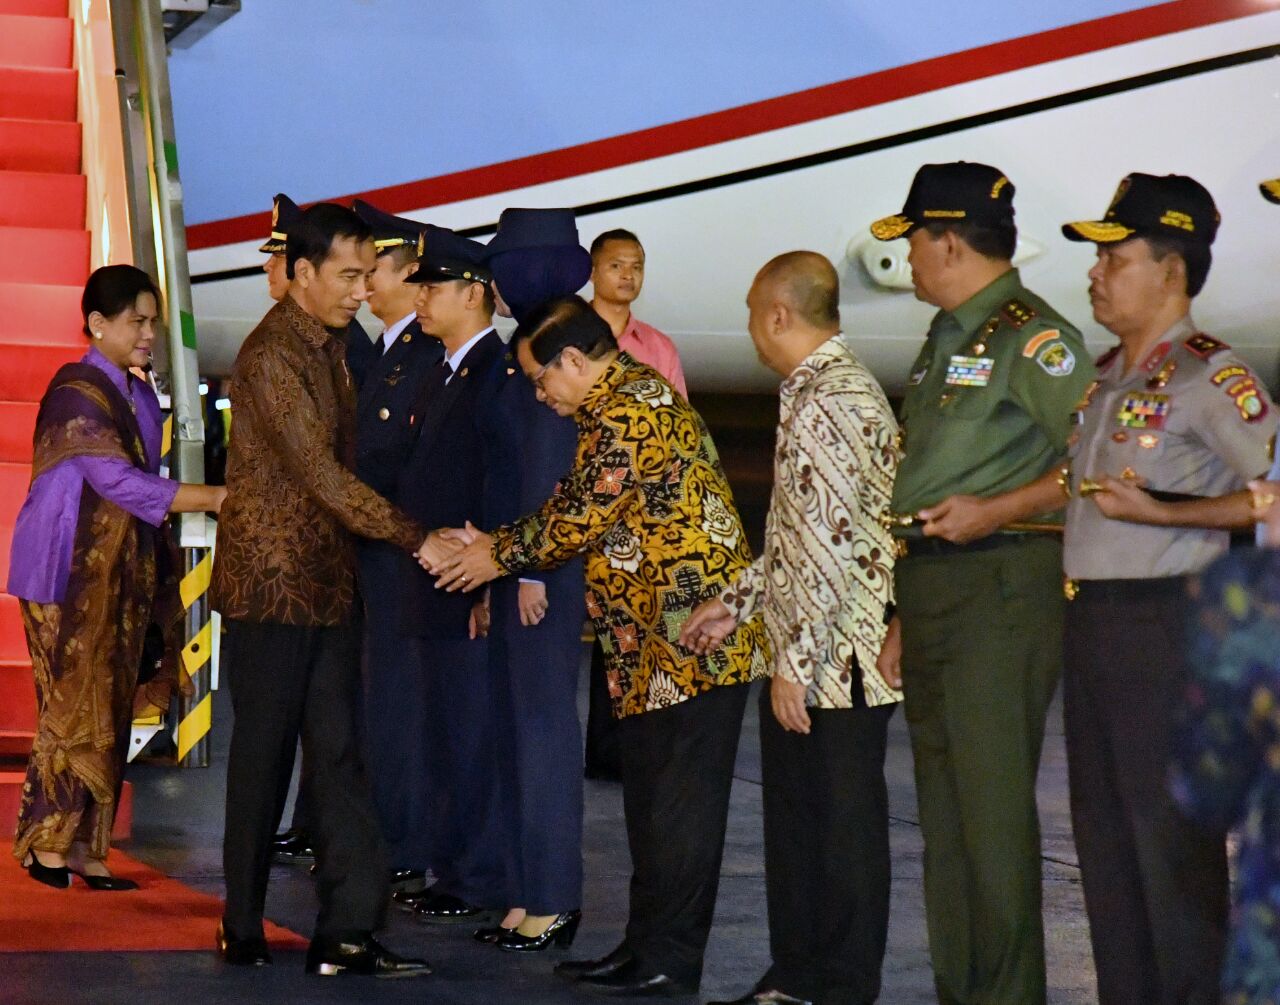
<box><xmin>176</xmin><ymin>548</ymin><xmax>214</xmax><ymax>765</ymax></box>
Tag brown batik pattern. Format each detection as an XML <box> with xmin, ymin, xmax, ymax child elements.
<box><xmin>13</xmin><ymin>371</ymin><xmax>186</xmax><ymax>862</ymax></box>
<box><xmin>211</xmin><ymin>296</ymin><xmax>424</xmax><ymax>626</ymax></box>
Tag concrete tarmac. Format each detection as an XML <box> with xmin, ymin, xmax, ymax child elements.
<box><xmin>0</xmin><ymin>666</ymin><xmax>1098</xmax><ymax>1004</ymax></box>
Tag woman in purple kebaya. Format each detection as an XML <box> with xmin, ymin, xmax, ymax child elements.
<box><xmin>8</xmin><ymin>265</ymin><xmax>224</xmax><ymax>891</ymax></box>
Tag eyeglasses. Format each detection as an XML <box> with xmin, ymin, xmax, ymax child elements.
<box><xmin>530</xmin><ymin>349</ymin><xmax>565</xmax><ymax>391</ymax></box>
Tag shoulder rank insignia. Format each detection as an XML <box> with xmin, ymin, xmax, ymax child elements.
<box><xmin>1094</xmin><ymin>346</ymin><xmax>1121</xmax><ymax>369</ymax></box>
<box><xmin>1000</xmin><ymin>299</ymin><xmax>1037</xmax><ymax>329</ymax></box>
<box><xmin>1183</xmin><ymin>332</ymin><xmax>1229</xmax><ymax>360</ymax></box>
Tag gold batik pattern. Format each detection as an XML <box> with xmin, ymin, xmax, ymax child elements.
<box><xmin>492</xmin><ymin>354</ymin><xmax>768</xmax><ymax>718</ymax></box>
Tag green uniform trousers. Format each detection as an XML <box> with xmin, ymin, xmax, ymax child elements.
<box><xmin>895</xmin><ymin>535</ymin><xmax>1063</xmax><ymax>1005</ymax></box>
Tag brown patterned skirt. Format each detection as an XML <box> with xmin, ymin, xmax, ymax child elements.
<box><xmin>12</xmin><ymin>599</ymin><xmax>141</xmax><ymax>862</ymax></box>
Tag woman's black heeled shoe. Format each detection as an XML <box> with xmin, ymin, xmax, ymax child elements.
<box><xmin>23</xmin><ymin>854</ymin><xmax>71</xmax><ymax>890</ymax></box>
<box><xmin>473</xmin><ymin>924</ymin><xmax>517</xmax><ymax>944</ymax></box>
<box><xmin>70</xmin><ymin>869</ymin><xmax>139</xmax><ymax>891</ymax></box>
<box><xmin>496</xmin><ymin>911</ymin><xmax>581</xmax><ymax>953</ymax></box>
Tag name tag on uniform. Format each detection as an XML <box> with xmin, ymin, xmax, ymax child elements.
<box><xmin>944</xmin><ymin>355</ymin><xmax>994</xmax><ymax>387</ymax></box>
<box><xmin>1116</xmin><ymin>392</ymin><xmax>1171</xmax><ymax>429</ymax></box>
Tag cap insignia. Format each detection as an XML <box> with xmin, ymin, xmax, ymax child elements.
<box><xmin>990</xmin><ymin>176</ymin><xmax>1009</xmax><ymax>199</ymax></box>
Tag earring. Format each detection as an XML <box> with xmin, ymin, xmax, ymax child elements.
<box><xmin>92</xmin><ymin>331</ymin><xmax>103</xmax><ymax>340</ymax></box>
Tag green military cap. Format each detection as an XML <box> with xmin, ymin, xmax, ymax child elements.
<box><xmin>1063</xmin><ymin>173</ymin><xmax>1219</xmax><ymax>246</ymax></box>
<box><xmin>871</xmin><ymin>161</ymin><xmax>1015</xmax><ymax>241</ymax></box>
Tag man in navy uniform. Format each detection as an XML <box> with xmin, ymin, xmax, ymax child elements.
<box><xmin>393</xmin><ymin>226</ymin><xmax>506</xmax><ymax>923</ymax></box>
<box><xmin>349</xmin><ymin>200</ymin><xmax>444</xmax><ymax>894</ymax></box>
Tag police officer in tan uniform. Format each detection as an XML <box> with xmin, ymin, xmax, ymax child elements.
<box><xmin>1061</xmin><ymin>173</ymin><xmax>1274</xmax><ymax>1005</ymax></box>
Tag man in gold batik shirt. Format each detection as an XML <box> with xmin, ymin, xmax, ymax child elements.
<box><xmin>430</xmin><ymin>295</ymin><xmax>766</xmax><ymax>997</ymax></box>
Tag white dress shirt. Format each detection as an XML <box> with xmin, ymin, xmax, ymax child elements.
<box><xmin>380</xmin><ymin>312</ymin><xmax>416</xmax><ymax>354</ymax></box>
<box><xmin>442</xmin><ymin>326</ymin><xmax>494</xmax><ymax>383</ymax></box>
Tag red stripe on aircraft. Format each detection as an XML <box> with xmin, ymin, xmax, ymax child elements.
<box><xmin>186</xmin><ymin>0</ymin><xmax>1277</xmax><ymax>250</ymax></box>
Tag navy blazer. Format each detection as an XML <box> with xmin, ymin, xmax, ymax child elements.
<box><xmin>394</xmin><ymin>328</ymin><xmax>506</xmax><ymax>639</ymax></box>
<box><xmin>355</xmin><ymin>318</ymin><xmax>444</xmax><ymax>498</ymax></box>
<box><xmin>344</xmin><ymin>316</ymin><xmax>380</xmax><ymax>392</ymax></box>
<box><xmin>474</xmin><ymin>345</ymin><xmax>582</xmax><ymax>618</ymax></box>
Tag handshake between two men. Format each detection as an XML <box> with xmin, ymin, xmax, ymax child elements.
<box><xmin>413</xmin><ymin>524</ymin><xmax>550</xmax><ymax>632</ymax></box>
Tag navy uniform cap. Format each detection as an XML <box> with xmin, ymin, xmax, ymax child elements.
<box><xmin>483</xmin><ymin>207</ymin><xmax>582</xmax><ymax>259</ymax></box>
<box><xmin>1063</xmin><ymin>173</ymin><xmax>1219</xmax><ymax>246</ymax></box>
<box><xmin>1261</xmin><ymin>179</ymin><xmax>1280</xmax><ymax>205</ymax></box>
<box><xmin>352</xmin><ymin>199</ymin><xmax>424</xmax><ymax>256</ymax></box>
<box><xmin>871</xmin><ymin>162</ymin><xmax>1015</xmax><ymax>241</ymax></box>
<box><xmin>405</xmin><ymin>224</ymin><xmax>492</xmax><ymax>285</ymax></box>
<box><xmin>259</xmin><ymin>193</ymin><xmax>301</xmax><ymax>254</ymax></box>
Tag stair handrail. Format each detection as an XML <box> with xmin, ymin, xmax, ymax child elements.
<box><xmin>105</xmin><ymin>0</ymin><xmax>214</xmax><ymax>768</ymax></box>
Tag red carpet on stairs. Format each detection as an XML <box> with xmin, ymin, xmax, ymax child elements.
<box><xmin>0</xmin><ymin>850</ymin><xmax>308</xmax><ymax>952</ymax></box>
<box><xmin>0</xmin><ymin>0</ymin><xmax>96</xmax><ymax>829</ymax></box>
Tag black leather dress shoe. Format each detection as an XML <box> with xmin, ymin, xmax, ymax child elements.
<box><xmin>304</xmin><ymin>934</ymin><xmax>431</xmax><ymax>978</ymax></box>
<box><xmin>270</xmin><ymin>828</ymin><xmax>315</xmax><ymax>864</ymax></box>
<box><xmin>554</xmin><ymin>942</ymin><xmax>634</xmax><ymax>981</ymax></box>
<box><xmin>706</xmin><ymin>989</ymin><xmax>813</xmax><ymax>1005</ymax></box>
<box><xmin>577</xmin><ymin>962</ymin><xmax>696</xmax><ymax>998</ymax></box>
<box><xmin>413</xmin><ymin>891</ymin><xmax>495</xmax><ymax>925</ymax></box>
<box><xmin>393</xmin><ymin>887</ymin><xmax>434</xmax><ymax>911</ymax></box>
<box><xmin>388</xmin><ymin>868</ymin><xmax>426</xmax><ymax>890</ymax></box>
<box><xmin>216</xmin><ymin>922</ymin><xmax>272</xmax><ymax>967</ymax></box>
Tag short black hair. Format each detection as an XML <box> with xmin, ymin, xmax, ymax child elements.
<box><xmin>1142</xmin><ymin>233</ymin><xmax>1212</xmax><ymax>298</ymax></box>
<box><xmin>922</xmin><ymin>218</ymin><xmax>1017</xmax><ymax>261</ymax></box>
<box><xmin>589</xmin><ymin>228</ymin><xmax>643</xmax><ymax>262</ymax></box>
<box><xmin>81</xmin><ymin>264</ymin><xmax>161</xmax><ymax>339</ymax></box>
<box><xmin>513</xmin><ymin>294</ymin><xmax>618</xmax><ymax>365</ymax></box>
<box><xmin>286</xmin><ymin>202</ymin><xmax>373</xmax><ymax>280</ymax></box>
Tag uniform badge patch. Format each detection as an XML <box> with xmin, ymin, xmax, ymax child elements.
<box><xmin>1117</xmin><ymin>392</ymin><xmax>1170</xmax><ymax>429</ymax></box>
<box><xmin>1022</xmin><ymin>329</ymin><xmax>1061</xmax><ymax>358</ymax></box>
<box><xmin>1225</xmin><ymin>376</ymin><xmax>1268</xmax><ymax>422</ymax></box>
<box><xmin>1036</xmin><ymin>341</ymin><xmax>1076</xmax><ymax>377</ymax></box>
<box><xmin>944</xmin><ymin>355</ymin><xmax>994</xmax><ymax>387</ymax></box>
<box><xmin>1138</xmin><ymin>434</ymin><xmax>1160</xmax><ymax>449</ymax></box>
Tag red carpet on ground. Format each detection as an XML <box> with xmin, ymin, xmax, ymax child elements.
<box><xmin>0</xmin><ymin>849</ymin><xmax>307</xmax><ymax>952</ymax></box>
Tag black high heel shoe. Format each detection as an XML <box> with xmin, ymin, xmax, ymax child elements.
<box><xmin>22</xmin><ymin>854</ymin><xmax>71</xmax><ymax>889</ymax></box>
<box><xmin>70</xmin><ymin>868</ymin><xmax>139</xmax><ymax>891</ymax></box>
<box><xmin>473</xmin><ymin>924</ymin><xmax>517</xmax><ymax>944</ymax></box>
<box><xmin>495</xmin><ymin>910</ymin><xmax>581</xmax><ymax>953</ymax></box>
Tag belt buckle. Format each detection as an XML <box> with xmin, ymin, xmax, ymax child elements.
<box><xmin>1064</xmin><ymin>578</ymin><xmax>1079</xmax><ymax>601</ymax></box>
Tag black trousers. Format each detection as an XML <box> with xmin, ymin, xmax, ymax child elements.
<box><xmin>618</xmin><ymin>683</ymin><xmax>749</xmax><ymax>986</ymax></box>
<box><xmin>1063</xmin><ymin>579</ymin><xmax>1228</xmax><ymax>1005</ymax></box>
<box><xmin>759</xmin><ymin>686</ymin><xmax>896</xmax><ymax>1005</ymax></box>
<box><xmin>585</xmin><ymin>636</ymin><xmax>622</xmax><ymax>776</ymax></box>
<box><xmin>222</xmin><ymin>620</ymin><xmax>389</xmax><ymax>941</ymax></box>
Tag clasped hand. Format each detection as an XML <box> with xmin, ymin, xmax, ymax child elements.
<box><xmin>415</xmin><ymin>521</ymin><xmax>502</xmax><ymax>592</ymax></box>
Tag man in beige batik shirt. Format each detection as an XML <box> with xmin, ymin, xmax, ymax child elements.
<box><xmin>682</xmin><ymin>251</ymin><xmax>901</xmax><ymax>1005</ymax></box>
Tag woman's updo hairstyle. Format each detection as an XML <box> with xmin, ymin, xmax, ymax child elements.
<box><xmin>512</xmin><ymin>294</ymin><xmax>618</xmax><ymax>365</ymax></box>
<box><xmin>81</xmin><ymin>265</ymin><xmax>161</xmax><ymax>339</ymax></box>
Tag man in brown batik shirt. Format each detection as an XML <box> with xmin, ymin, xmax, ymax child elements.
<box><xmin>211</xmin><ymin>203</ymin><xmax>433</xmax><ymax>978</ymax></box>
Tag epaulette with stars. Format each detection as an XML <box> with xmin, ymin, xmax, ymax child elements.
<box><xmin>1000</xmin><ymin>298</ymin><xmax>1037</xmax><ymax>330</ymax></box>
<box><xmin>1183</xmin><ymin>333</ymin><xmax>1230</xmax><ymax>361</ymax></box>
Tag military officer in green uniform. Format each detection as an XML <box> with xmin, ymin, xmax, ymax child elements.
<box><xmin>1059</xmin><ymin>173</ymin><xmax>1273</xmax><ymax>1005</ymax></box>
<box><xmin>871</xmin><ymin>161</ymin><xmax>1094</xmax><ymax>1005</ymax></box>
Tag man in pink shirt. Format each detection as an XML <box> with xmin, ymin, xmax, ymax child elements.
<box><xmin>589</xmin><ymin>229</ymin><xmax>688</xmax><ymax>398</ymax></box>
